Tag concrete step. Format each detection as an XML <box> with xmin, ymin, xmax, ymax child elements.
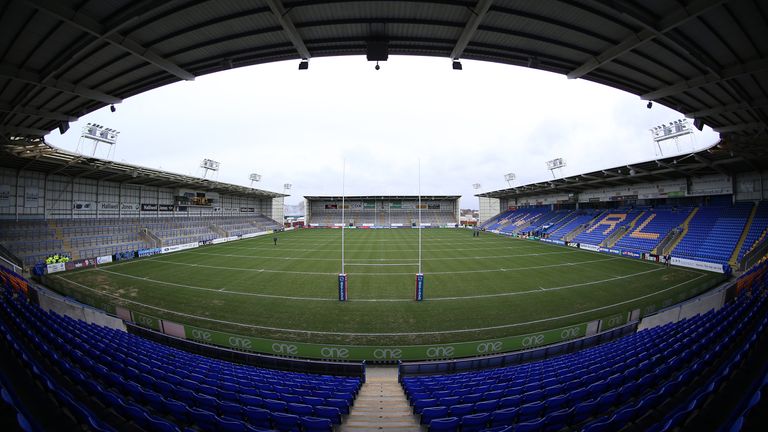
<box><xmin>340</xmin><ymin>366</ymin><xmax>422</xmax><ymax>432</ymax></box>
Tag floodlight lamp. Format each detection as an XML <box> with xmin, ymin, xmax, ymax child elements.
<box><xmin>249</xmin><ymin>173</ymin><xmax>261</xmax><ymax>182</ymax></box>
<box><xmin>110</xmin><ymin>105</ymin><xmax>116</xmax><ymax>113</ymax></box>
<box><xmin>452</xmin><ymin>60</ymin><xmax>463</xmax><ymax>70</ymax></box>
<box><xmin>283</xmin><ymin>183</ymin><xmax>292</xmax><ymax>190</ymax></box>
<box><xmin>472</xmin><ymin>183</ymin><xmax>481</xmax><ymax>190</ymax></box>
<box><xmin>647</xmin><ymin>101</ymin><xmax>653</xmax><ymax>109</ymax></box>
<box><xmin>298</xmin><ymin>60</ymin><xmax>309</xmax><ymax>70</ymax></box>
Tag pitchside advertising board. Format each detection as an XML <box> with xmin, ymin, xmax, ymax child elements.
<box><xmin>129</xmin><ymin>311</ymin><xmax>590</xmax><ymax>361</ymax></box>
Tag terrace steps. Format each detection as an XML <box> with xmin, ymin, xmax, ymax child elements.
<box><xmin>340</xmin><ymin>367</ymin><xmax>421</xmax><ymax>432</ymax></box>
<box><xmin>730</xmin><ymin>203</ymin><xmax>757</xmax><ymax>267</ymax></box>
<box><xmin>661</xmin><ymin>207</ymin><xmax>699</xmax><ymax>255</ymax></box>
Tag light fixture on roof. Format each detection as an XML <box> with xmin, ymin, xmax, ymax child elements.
<box><xmin>77</xmin><ymin>123</ymin><xmax>119</xmax><ymax>158</ymax></box>
<box><xmin>504</xmin><ymin>173</ymin><xmax>516</xmax><ymax>187</ymax></box>
<box><xmin>110</xmin><ymin>105</ymin><xmax>116</xmax><ymax>113</ymax></box>
<box><xmin>298</xmin><ymin>60</ymin><xmax>309</xmax><ymax>70</ymax></box>
<box><xmin>452</xmin><ymin>60</ymin><xmax>463</xmax><ymax>70</ymax></box>
<box><xmin>200</xmin><ymin>159</ymin><xmax>220</xmax><ymax>179</ymax></box>
<box><xmin>249</xmin><ymin>173</ymin><xmax>261</xmax><ymax>187</ymax></box>
<box><xmin>647</xmin><ymin>101</ymin><xmax>653</xmax><ymax>109</ymax></box>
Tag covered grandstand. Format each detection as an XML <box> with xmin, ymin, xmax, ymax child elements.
<box><xmin>0</xmin><ymin>142</ymin><xmax>284</xmax><ymax>269</ymax></box>
<box><xmin>478</xmin><ymin>143</ymin><xmax>768</xmax><ymax>272</ymax></box>
<box><xmin>1</xmin><ymin>1</ymin><xmax>768</xmax><ymax>432</ymax></box>
<box><xmin>305</xmin><ymin>195</ymin><xmax>460</xmax><ymax>228</ymax></box>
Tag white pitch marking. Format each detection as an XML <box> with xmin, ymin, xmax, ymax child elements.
<box><xmin>55</xmin><ymin>273</ymin><xmax>707</xmax><ymax>336</ymax></box>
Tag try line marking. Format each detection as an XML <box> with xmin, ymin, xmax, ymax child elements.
<box><xmin>55</xmin><ymin>273</ymin><xmax>707</xmax><ymax>336</ymax></box>
<box><xmin>84</xmin><ymin>263</ymin><xmax>663</xmax><ymax>303</ymax></box>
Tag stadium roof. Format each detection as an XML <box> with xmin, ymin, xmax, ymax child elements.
<box><xmin>0</xmin><ymin>140</ymin><xmax>286</xmax><ymax>198</ymax></box>
<box><xmin>476</xmin><ymin>140</ymin><xmax>768</xmax><ymax>199</ymax></box>
<box><xmin>305</xmin><ymin>195</ymin><xmax>461</xmax><ymax>201</ymax></box>
<box><xmin>0</xmin><ymin>0</ymin><xmax>767</xmax><ymax>146</ymax></box>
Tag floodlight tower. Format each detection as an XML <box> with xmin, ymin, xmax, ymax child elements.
<box><xmin>76</xmin><ymin>123</ymin><xmax>120</xmax><ymax>158</ymax></box>
<box><xmin>504</xmin><ymin>173</ymin><xmax>516</xmax><ymax>188</ymax></box>
<box><xmin>650</xmin><ymin>118</ymin><xmax>694</xmax><ymax>156</ymax></box>
<box><xmin>200</xmin><ymin>159</ymin><xmax>220</xmax><ymax>179</ymax></box>
<box><xmin>546</xmin><ymin>158</ymin><xmax>567</xmax><ymax>179</ymax></box>
<box><xmin>283</xmin><ymin>183</ymin><xmax>292</xmax><ymax>194</ymax></box>
<box><xmin>249</xmin><ymin>173</ymin><xmax>261</xmax><ymax>187</ymax></box>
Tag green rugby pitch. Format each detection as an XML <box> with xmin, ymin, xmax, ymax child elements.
<box><xmin>48</xmin><ymin>228</ymin><xmax>724</xmax><ymax>346</ymax></box>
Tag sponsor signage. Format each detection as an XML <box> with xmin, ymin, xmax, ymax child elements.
<box><xmin>338</xmin><ymin>274</ymin><xmax>348</xmax><ymax>301</ymax></box>
<box><xmin>73</xmin><ymin>201</ymin><xmax>94</xmax><ymax>211</ymax></box>
<box><xmin>114</xmin><ymin>251</ymin><xmax>136</xmax><ymax>261</ymax></box>
<box><xmin>670</xmin><ymin>257</ymin><xmax>725</xmax><ymax>273</ymax></box>
<box><xmin>621</xmin><ymin>250</ymin><xmax>641</xmax><ymax>259</ymax></box>
<box><xmin>240</xmin><ymin>207</ymin><xmax>255</xmax><ymax>213</ymax></box>
<box><xmin>176</xmin><ymin>321</ymin><xmax>590</xmax><ymax>361</ymax></box>
<box><xmin>161</xmin><ymin>242</ymin><xmax>199</xmax><ymax>254</ymax></box>
<box><xmin>96</xmin><ymin>255</ymin><xmax>113</xmax><ymax>265</ymax></box>
<box><xmin>415</xmin><ymin>273</ymin><xmax>424</xmax><ymax>301</ymax></box>
<box><xmin>99</xmin><ymin>202</ymin><xmax>120</xmax><ymax>211</ymax></box>
<box><xmin>121</xmin><ymin>203</ymin><xmax>140</xmax><ymax>211</ymax></box>
<box><xmin>580</xmin><ymin>244</ymin><xmax>600</xmax><ymax>252</ymax></box>
<box><xmin>141</xmin><ymin>203</ymin><xmax>174</xmax><ymax>211</ymax></box>
<box><xmin>46</xmin><ymin>262</ymin><xmax>66</xmax><ymax>274</ymax></box>
<box><xmin>64</xmin><ymin>258</ymin><xmax>96</xmax><ymax>271</ymax></box>
<box><xmin>240</xmin><ymin>232</ymin><xmax>269</xmax><ymax>239</ymax></box>
<box><xmin>211</xmin><ymin>236</ymin><xmax>239</xmax><ymax>245</ymax></box>
<box><xmin>138</xmin><ymin>248</ymin><xmax>162</xmax><ymax>257</ymax></box>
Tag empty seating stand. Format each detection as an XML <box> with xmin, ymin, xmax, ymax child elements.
<box><xmin>0</xmin><ymin>284</ymin><xmax>362</xmax><ymax>432</ymax></box>
<box><xmin>673</xmin><ymin>203</ymin><xmax>752</xmax><ymax>264</ymax></box>
<box><xmin>614</xmin><ymin>207</ymin><xmax>691</xmax><ymax>253</ymax></box>
<box><xmin>402</xmin><ymin>275</ymin><xmax>768</xmax><ymax>432</ymax></box>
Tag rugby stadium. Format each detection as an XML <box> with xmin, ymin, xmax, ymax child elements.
<box><xmin>1</xmin><ymin>2</ymin><xmax>768</xmax><ymax>432</ymax></box>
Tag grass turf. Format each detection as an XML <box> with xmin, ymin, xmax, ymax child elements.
<box><xmin>47</xmin><ymin>228</ymin><xmax>725</xmax><ymax>345</ymax></box>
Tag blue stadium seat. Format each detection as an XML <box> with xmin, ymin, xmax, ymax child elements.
<box><xmin>490</xmin><ymin>407</ymin><xmax>518</xmax><ymax>427</ymax></box>
<box><xmin>243</xmin><ymin>406</ymin><xmax>271</xmax><ymax>428</ymax></box>
<box><xmin>301</xmin><ymin>416</ymin><xmax>333</xmax><ymax>432</ymax></box>
<box><xmin>460</xmin><ymin>412</ymin><xmax>491</xmax><ymax>432</ymax></box>
<box><xmin>271</xmin><ymin>412</ymin><xmax>301</xmax><ymax>431</ymax></box>
<box><xmin>515</xmin><ymin>417</ymin><xmax>545</xmax><ymax>432</ymax></box>
<box><xmin>313</xmin><ymin>406</ymin><xmax>342</xmax><ymax>425</ymax></box>
<box><xmin>421</xmin><ymin>406</ymin><xmax>450</xmax><ymax>425</ymax></box>
<box><xmin>429</xmin><ymin>416</ymin><xmax>460</xmax><ymax>432</ymax></box>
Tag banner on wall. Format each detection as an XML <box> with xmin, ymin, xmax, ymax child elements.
<box><xmin>141</xmin><ymin>203</ymin><xmax>174</xmax><ymax>211</ymax></box>
<box><xmin>73</xmin><ymin>201</ymin><xmax>94</xmax><ymax>211</ymax></box>
<box><xmin>0</xmin><ymin>185</ymin><xmax>10</xmax><ymax>207</ymax></box>
<box><xmin>121</xmin><ymin>203</ymin><xmax>140</xmax><ymax>211</ymax></box>
<box><xmin>24</xmin><ymin>186</ymin><xmax>38</xmax><ymax>208</ymax></box>
<box><xmin>240</xmin><ymin>207</ymin><xmax>255</xmax><ymax>212</ymax></box>
<box><xmin>99</xmin><ymin>202</ymin><xmax>119</xmax><ymax>211</ymax></box>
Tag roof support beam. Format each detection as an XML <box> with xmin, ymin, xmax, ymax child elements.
<box><xmin>0</xmin><ymin>126</ymin><xmax>51</xmax><ymax>136</ymax></box>
<box><xmin>450</xmin><ymin>0</ymin><xmax>495</xmax><ymax>60</ymax></box>
<box><xmin>714</xmin><ymin>122</ymin><xmax>766</xmax><ymax>134</ymax></box>
<box><xmin>655</xmin><ymin>160</ymin><xmax>691</xmax><ymax>175</ymax></box>
<box><xmin>641</xmin><ymin>57</ymin><xmax>768</xmax><ymax>101</ymax></box>
<box><xmin>0</xmin><ymin>102</ymin><xmax>78</xmax><ymax>122</ymax></box>
<box><xmin>567</xmin><ymin>0</ymin><xmax>725</xmax><ymax>79</ymax></box>
<box><xmin>24</xmin><ymin>0</ymin><xmax>195</xmax><ymax>81</ymax></box>
<box><xmin>685</xmin><ymin>98</ymin><xmax>768</xmax><ymax>118</ymax></box>
<box><xmin>264</xmin><ymin>0</ymin><xmax>311</xmax><ymax>59</ymax></box>
<box><xmin>693</xmin><ymin>154</ymin><xmax>728</xmax><ymax>175</ymax></box>
<box><xmin>0</xmin><ymin>62</ymin><xmax>121</xmax><ymax>104</ymax></box>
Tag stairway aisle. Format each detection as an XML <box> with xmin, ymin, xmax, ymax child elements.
<box><xmin>340</xmin><ymin>366</ymin><xmax>422</xmax><ymax>432</ymax></box>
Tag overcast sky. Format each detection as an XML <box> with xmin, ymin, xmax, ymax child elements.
<box><xmin>47</xmin><ymin>56</ymin><xmax>718</xmax><ymax>208</ymax></box>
